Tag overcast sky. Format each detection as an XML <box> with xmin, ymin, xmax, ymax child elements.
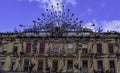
<box><xmin>0</xmin><ymin>0</ymin><xmax>120</xmax><ymax>32</ymax></box>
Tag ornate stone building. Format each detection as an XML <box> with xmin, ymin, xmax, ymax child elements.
<box><xmin>0</xmin><ymin>29</ymin><xmax>120</xmax><ymax>73</ymax></box>
<box><xmin>0</xmin><ymin>3</ymin><xmax>120</xmax><ymax>73</ymax></box>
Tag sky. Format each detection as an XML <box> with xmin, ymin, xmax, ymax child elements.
<box><xmin>0</xmin><ymin>0</ymin><xmax>120</xmax><ymax>32</ymax></box>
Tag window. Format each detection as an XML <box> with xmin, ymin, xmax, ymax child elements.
<box><xmin>108</xmin><ymin>43</ymin><xmax>114</xmax><ymax>54</ymax></box>
<box><xmin>97</xmin><ymin>43</ymin><xmax>102</xmax><ymax>54</ymax></box>
<box><xmin>2</xmin><ymin>43</ymin><xmax>8</xmax><ymax>53</ymax></box>
<box><xmin>97</xmin><ymin>60</ymin><xmax>103</xmax><ymax>69</ymax></box>
<box><xmin>10</xmin><ymin>59</ymin><xmax>16</xmax><ymax>71</ymax></box>
<box><xmin>40</xmin><ymin>43</ymin><xmax>45</xmax><ymax>53</ymax></box>
<box><xmin>82</xmin><ymin>44</ymin><xmax>88</xmax><ymax>54</ymax></box>
<box><xmin>52</xmin><ymin>60</ymin><xmax>58</xmax><ymax>72</ymax></box>
<box><xmin>109</xmin><ymin>60</ymin><xmax>115</xmax><ymax>73</ymax></box>
<box><xmin>53</xmin><ymin>44</ymin><xmax>59</xmax><ymax>53</ymax></box>
<box><xmin>38</xmin><ymin>59</ymin><xmax>43</xmax><ymax>72</ymax></box>
<box><xmin>13</xmin><ymin>43</ymin><xmax>18</xmax><ymax>53</ymax></box>
<box><xmin>82</xmin><ymin>60</ymin><xmax>88</xmax><ymax>73</ymax></box>
<box><xmin>0</xmin><ymin>59</ymin><xmax>5</xmax><ymax>70</ymax></box>
<box><xmin>26</xmin><ymin>43</ymin><xmax>31</xmax><ymax>53</ymax></box>
<box><xmin>67</xmin><ymin>60</ymin><xmax>73</xmax><ymax>71</ymax></box>
<box><xmin>68</xmin><ymin>44</ymin><xmax>73</xmax><ymax>53</ymax></box>
<box><xmin>23</xmin><ymin>59</ymin><xmax>29</xmax><ymax>71</ymax></box>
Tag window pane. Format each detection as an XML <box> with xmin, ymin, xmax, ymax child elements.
<box><xmin>40</xmin><ymin>43</ymin><xmax>45</xmax><ymax>53</ymax></box>
<box><xmin>97</xmin><ymin>43</ymin><xmax>102</xmax><ymax>54</ymax></box>
<box><xmin>3</xmin><ymin>43</ymin><xmax>8</xmax><ymax>51</ymax></box>
<box><xmin>82</xmin><ymin>60</ymin><xmax>88</xmax><ymax>73</ymax></box>
<box><xmin>10</xmin><ymin>59</ymin><xmax>16</xmax><ymax>71</ymax></box>
<box><xmin>108</xmin><ymin>43</ymin><xmax>114</xmax><ymax>54</ymax></box>
<box><xmin>109</xmin><ymin>61</ymin><xmax>115</xmax><ymax>73</ymax></box>
<box><xmin>67</xmin><ymin>60</ymin><xmax>73</xmax><ymax>71</ymax></box>
<box><xmin>26</xmin><ymin>43</ymin><xmax>31</xmax><ymax>53</ymax></box>
<box><xmin>38</xmin><ymin>59</ymin><xmax>43</xmax><ymax>72</ymax></box>
<box><xmin>97</xmin><ymin>60</ymin><xmax>103</xmax><ymax>69</ymax></box>
<box><xmin>52</xmin><ymin>60</ymin><xmax>58</xmax><ymax>72</ymax></box>
<box><xmin>82</xmin><ymin>44</ymin><xmax>87</xmax><ymax>54</ymax></box>
<box><xmin>53</xmin><ymin>44</ymin><xmax>59</xmax><ymax>53</ymax></box>
<box><xmin>0</xmin><ymin>59</ymin><xmax>5</xmax><ymax>70</ymax></box>
<box><xmin>82</xmin><ymin>44</ymin><xmax>87</xmax><ymax>49</ymax></box>
<box><xmin>23</xmin><ymin>59</ymin><xmax>29</xmax><ymax>71</ymax></box>
<box><xmin>68</xmin><ymin>44</ymin><xmax>73</xmax><ymax>53</ymax></box>
<box><xmin>13</xmin><ymin>43</ymin><xmax>18</xmax><ymax>53</ymax></box>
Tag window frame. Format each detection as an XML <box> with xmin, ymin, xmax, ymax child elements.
<box><xmin>67</xmin><ymin>60</ymin><xmax>73</xmax><ymax>71</ymax></box>
<box><xmin>2</xmin><ymin>43</ymin><xmax>8</xmax><ymax>53</ymax></box>
<box><xmin>97</xmin><ymin>43</ymin><xmax>102</xmax><ymax>54</ymax></box>
<box><xmin>10</xmin><ymin>59</ymin><xmax>16</xmax><ymax>71</ymax></box>
<box><xmin>26</xmin><ymin>43</ymin><xmax>31</xmax><ymax>53</ymax></box>
<box><xmin>23</xmin><ymin>59</ymin><xmax>29</xmax><ymax>71</ymax></box>
<box><xmin>108</xmin><ymin>43</ymin><xmax>114</xmax><ymax>54</ymax></box>
<box><xmin>82</xmin><ymin>43</ymin><xmax>88</xmax><ymax>54</ymax></box>
<box><xmin>13</xmin><ymin>43</ymin><xmax>18</xmax><ymax>53</ymax></box>
<box><xmin>39</xmin><ymin>43</ymin><xmax>45</xmax><ymax>53</ymax></box>
<box><xmin>67</xmin><ymin>44</ymin><xmax>73</xmax><ymax>54</ymax></box>
<box><xmin>53</xmin><ymin>44</ymin><xmax>59</xmax><ymax>53</ymax></box>
<box><xmin>37</xmin><ymin>59</ymin><xmax>43</xmax><ymax>72</ymax></box>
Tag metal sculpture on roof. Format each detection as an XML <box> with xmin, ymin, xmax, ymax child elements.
<box><xmin>19</xmin><ymin>3</ymin><xmax>93</xmax><ymax>36</ymax></box>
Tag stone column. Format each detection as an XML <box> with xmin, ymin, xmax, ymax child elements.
<box><xmin>116</xmin><ymin>60</ymin><xmax>120</xmax><ymax>73</ymax></box>
<box><xmin>103</xmin><ymin>57</ymin><xmax>109</xmax><ymax>72</ymax></box>
<box><xmin>5</xmin><ymin>56</ymin><xmax>11</xmax><ymax>71</ymax></box>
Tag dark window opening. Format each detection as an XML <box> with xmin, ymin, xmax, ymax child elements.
<box><xmin>109</xmin><ymin>60</ymin><xmax>115</xmax><ymax>73</ymax></box>
<box><xmin>97</xmin><ymin>60</ymin><xmax>103</xmax><ymax>73</ymax></box>
<box><xmin>67</xmin><ymin>60</ymin><xmax>73</xmax><ymax>72</ymax></box>
<box><xmin>97</xmin><ymin>60</ymin><xmax>103</xmax><ymax>69</ymax></box>
<box><xmin>0</xmin><ymin>60</ymin><xmax>5</xmax><ymax>70</ymax></box>
<box><xmin>10</xmin><ymin>59</ymin><xmax>16</xmax><ymax>71</ymax></box>
<box><xmin>38</xmin><ymin>59</ymin><xmax>43</xmax><ymax>72</ymax></box>
<box><xmin>97</xmin><ymin>43</ymin><xmax>102</xmax><ymax>54</ymax></box>
<box><xmin>108</xmin><ymin>43</ymin><xmax>114</xmax><ymax>54</ymax></box>
<box><xmin>52</xmin><ymin>60</ymin><xmax>58</xmax><ymax>72</ymax></box>
<box><xmin>13</xmin><ymin>43</ymin><xmax>18</xmax><ymax>54</ymax></box>
<box><xmin>82</xmin><ymin>60</ymin><xmax>88</xmax><ymax>73</ymax></box>
<box><xmin>23</xmin><ymin>59</ymin><xmax>29</xmax><ymax>71</ymax></box>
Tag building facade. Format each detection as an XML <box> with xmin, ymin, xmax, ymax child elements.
<box><xmin>0</xmin><ymin>30</ymin><xmax>120</xmax><ymax>73</ymax></box>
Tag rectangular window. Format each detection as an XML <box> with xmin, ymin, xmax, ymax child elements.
<box><xmin>10</xmin><ymin>59</ymin><xmax>16</xmax><ymax>71</ymax></box>
<box><xmin>109</xmin><ymin>60</ymin><xmax>115</xmax><ymax>73</ymax></box>
<box><xmin>108</xmin><ymin>43</ymin><xmax>114</xmax><ymax>54</ymax></box>
<box><xmin>82</xmin><ymin>60</ymin><xmax>88</xmax><ymax>73</ymax></box>
<box><xmin>38</xmin><ymin>59</ymin><xmax>43</xmax><ymax>72</ymax></box>
<box><xmin>13</xmin><ymin>43</ymin><xmax>18</xmax><ymax>53</ymax></box>
<box><xmin>97</xmin><ymin>60</ymin><xmax>103</xmax><ymax>69</ymax></box>
<box><xmin>2</xmin><ymin>43</ymin><xmax>8</xmax><ymax>53</ymax></box>
<box><xmin>26</xmin><ymin>43</ymin><xmax>31</xmax><ymax>53</ymax></box>
<box><xmin>97</xmin><ymin>43</ymin><xmax>102</xmax><ymax>54</ymax></box>
<box><xmin>67</xmin><ymin>60</ymin><xmax>73</xmax><ymax>72</ymax></box>
<box><xmin>82</xmin><ymin>44</ymin><xmax>88</xmax><ymax>54</ymax></box>
<box><xmin>40</xmin><ymin>43</ymin><xmax>45</xmax><ymax>53</ymax></box>
<box><xmin>53</xmin><ymin>44</ymin><xmax>59</xmax><ymax>53</ymax></box>
<box><xmin>0</xmin><ymin>59</ymin><xmax>5</xmax><ymax>70</ymax></box>
<box><xmin>23</xmin><ymin>59</ymin><xmax>29</xmax><ymax>71</ymax></box>
<box><xmin>52</xmin><ymin>60</ymin><xmax>58</xmax><ymax>72</ymax></box>
<box><xmin>68</xmin><ymin>44</ymin><xmax>73</xmax><ymax>53</ymax></box>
